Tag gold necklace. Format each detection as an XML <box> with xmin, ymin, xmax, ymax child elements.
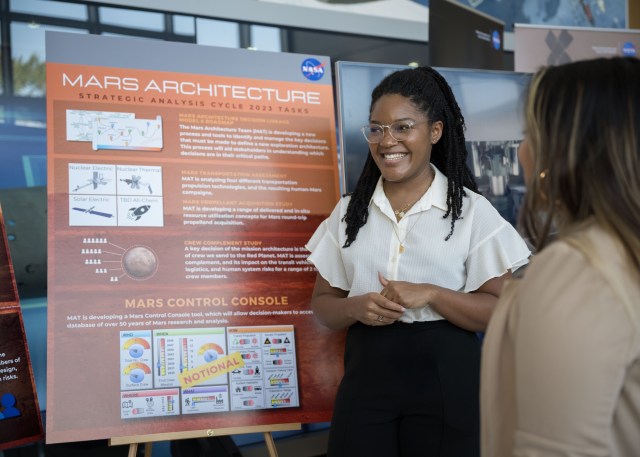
<box><xmin>393</xmin><ymin>198</ymin><xmax>419</xmax><ymax>220</ymax></box>
<box><xmin>391</xmin><ymin>167</ymin><xmax>435</xmax><ymax>221</ymax></box>
<box><xmin>391</xmin><ymin>210</ymin><xmax>425</xmax><ymax>254</ymax></box>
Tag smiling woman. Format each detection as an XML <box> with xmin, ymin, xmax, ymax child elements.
<box><xmin>306</xmin><ymin>66</ymin><xmax>530</xmax><ymax>457</ymax></box>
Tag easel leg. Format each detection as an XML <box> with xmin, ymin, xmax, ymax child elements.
<box><xmin>144</xmin><ymin>442</ymin><xmax>153</xmax><ymax>457</ymax></box>
<box><xmin>263</xmin><ymin>432</ymin><xmax>279</xmax><ymax>457</ymax></box>
<box><xmin>127</xmin><ymin>443</ymin><xmax>138</xmax><ymax>457</ymax></box>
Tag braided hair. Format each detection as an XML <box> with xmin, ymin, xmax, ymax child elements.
<box><xmin>342</xmin><ymin>66</ymin><xmax>478</xmax><ymax>247</ymax></box>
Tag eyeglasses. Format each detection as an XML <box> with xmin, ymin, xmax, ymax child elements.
<box><xmin>360</xmin><ymin>120</ymin><xmax>428</xmax><ymax>144</ymax></box>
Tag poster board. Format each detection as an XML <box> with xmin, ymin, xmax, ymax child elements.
<box><xmin>0</xmin><ymin>204</ymin><xmax>44</xmax><ymax>450</ymax></box>
<box><xmin>46</xmin><ymin>32</ymin><xmax>343</xmax><ymax>444</ymax></box>
<box><xmin>335</xmin><ymin>61</ymin><xmax>531</xmax><ymax>226</ymax></box>
<box><xmin>514</xmin><ymin>23</ymin><xmax>640</xmax><ymax>72</ymax></box>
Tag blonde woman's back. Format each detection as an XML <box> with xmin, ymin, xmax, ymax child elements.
<box><xmin>482</xmin><ymin>223</ymin><xmax>640</xmax><ymax>456</ymax></box>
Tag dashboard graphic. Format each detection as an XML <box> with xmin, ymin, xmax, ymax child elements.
<box><xmin>119</xmin><ymin>326</ymin><xmax>299</xmax><ymax>418</ymax></box>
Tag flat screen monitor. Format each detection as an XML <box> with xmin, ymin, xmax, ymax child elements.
<box><xmin>335</xmin><ymin>61</ymin><xmax>531</xmax><ymax>226</ymax></box>
<box><xmin>429</xmin><ymin>0</ymin><xmax>506</xmax><ymax>71</ymax></box>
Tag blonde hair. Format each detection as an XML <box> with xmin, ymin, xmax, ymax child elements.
<box><xmin>521</xmin><ymin>57</ymin><xmax>640</xmax><ymax>270</ymax></box>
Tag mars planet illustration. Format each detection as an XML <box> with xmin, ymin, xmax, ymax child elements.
<box><xmin>122</xmin><ymin>245</ymin><xmax>158</xmax><ymax>280</ymax></box>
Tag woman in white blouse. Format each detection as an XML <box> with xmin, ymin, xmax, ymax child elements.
<box><xmin>306</xmin><ymin>66</ymin><xmax>530</xmax><ymax>457</ymax></box>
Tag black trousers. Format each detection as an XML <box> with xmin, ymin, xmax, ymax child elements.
<box><xmin>327</xmin><ymin>320</ymin><xmax>481</xmax><ymax>457</ymax></box>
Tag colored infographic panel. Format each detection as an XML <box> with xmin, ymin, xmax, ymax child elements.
<box><xmin>46</xmin><ymin>32</ymin><xmax>343</xmax><ymax>444</ymax></box>
<box><xmin>117</xmin><ymin>325</ymin><xmax>298</xmax><ymax>419</ymax></box>
<box><xmin>68</xmin><ymin>162</ymin><xmax>164</xmax><ymax>227</ymax></box>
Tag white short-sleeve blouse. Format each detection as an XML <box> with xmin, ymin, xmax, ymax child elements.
<box><xmin>306</xmin><ymin>166</ymin><xmax>531</xmax><ymax>323</ymax></box>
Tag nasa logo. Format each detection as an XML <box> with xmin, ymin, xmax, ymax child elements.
<box><xmin>491</xmin><ymin>30</ymin><xmax>501</xmax><ymax>50</ymax></box>
<box><xmin>622</xmin><ymin>42</ymin><xmax>636</xmax><ymax>57</ymax></box>
<box><xmin>301</xmin><ymin>58</ymin><xmax>325</xmax><ymax>81</ymax></box>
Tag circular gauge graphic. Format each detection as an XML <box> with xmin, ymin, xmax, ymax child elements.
<box><xmin>198</xmin><ymin>343</ymin><xmax>225</xmax><ymax>363</ymax></box>
<box><xmin>123</xmin><ymin>337</ymin><xmax>151</xmax><ymax>358</ymax></box>
<box><xmin>124</xmin><ymin>362</ymin><xmax>151</xmax><ymax>383</ymax></box>
<box><xmin>128</xmin><ymin>344</ymin><xmax>144</xmax><ymax>358</ymax></box>
<box><xmin>122</xmin><ymin>245</ymin><xmax>158</xmax><ymax>280</ymax></box>
<box><xmin>129</xmin><ymin>368</ymin><xmax>145</xmax><ymax>383</ymax></box>
<box><xmin>204</xmin><ymin>350</ymin><xmax>219</xmax><ymax>363</ymax></box>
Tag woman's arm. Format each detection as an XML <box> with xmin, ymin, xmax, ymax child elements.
<box><xmin>310</xmin><ymin>274</ymin><xmax>406</xmax><ymax>330</ymax></box>
<box><xmin>380</xmin><ymin>271</ymin><xmax>511</xmax><ymax>332</ymax></box>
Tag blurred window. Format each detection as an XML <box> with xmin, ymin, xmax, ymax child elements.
<box><xmin>99</xmin><ymin>6</ymin><xmax>164</xmax><ymax>32</ymax></box>
<box><xmin>196</xmin><ymin>18</ymin><xmax>240</xmax><ymax>48</ymax></box>
<box><xmin>9</xmin><ymin>0</ymin><xmax>88</xmax><ymax>20</ymax></box>
<box><xmin>174</xmin><ymin>15</ymin><xmax>195</xmax><ymax>36</ymax></box>
<box><xmin>11</xmin><ymin>23</ymin><xmax>87</xmax><ymax>97</ymax></box>
<box><xmin>250</xmin><ymin>24</ymin><xmax>281</xmax><ymax>52</ymax></box>
<box><xmin>0</xmin><ymin>22</ymin><xmax>3</xmax><ymax>95</ymax></box>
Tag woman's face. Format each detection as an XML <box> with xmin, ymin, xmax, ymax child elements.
<box><xmin>368</xmin><ymin>94</ymin><xmax>442</xmax><ymax>185</ymax></box>
<box><xmin>518</xmin><ymin>137</ymin><xmax>535</xmax><ymax>186</ymax></box>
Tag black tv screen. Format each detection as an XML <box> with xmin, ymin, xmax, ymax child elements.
<box><xmin>429</xmin><ymin>0</ymin><xmax>505</xmax><ymax>71</ymax></box>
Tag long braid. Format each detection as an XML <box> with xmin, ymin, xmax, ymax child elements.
<box><xmin>342</xmin><ymin>155</ymin><xmax>380</xmax><ymax>247</ymax></box>
<box><xmin>343</xmin><ymin>66</ymin><xmax>478</xmax><ymax>247</ymax></box>
<box><xmin>421</xmin><ymin>67</ymin><xmax>479</xmax><ymax>239</ymax></box>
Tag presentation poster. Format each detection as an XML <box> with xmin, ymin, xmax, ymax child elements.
<box><xmin>46</xmin><ymin>32</ymin><xmax>342</xmax><ymax>443</ymax></box>
<box><xmin>515</xmin><ymin>24</ymin><xmax>640</xmax><ymax>72</ymax></box>
<box><xmin>0</xmin><ymin>205</ymin><xmax>43</xmax><ymax>449</ymax></box>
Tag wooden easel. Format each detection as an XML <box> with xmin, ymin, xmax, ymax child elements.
<box><xmin>110</xmin><ymin>423</ymin><xmax>302</xmax><ymax>457</ymax></box>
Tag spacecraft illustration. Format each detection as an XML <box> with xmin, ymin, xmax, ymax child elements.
<box><xmin>73</xmin><ymin>172</ymin><xmax>110</xmax><ymax>192</ymax></box>
<box><xmin>72</xmin><ymin>206</ymin><xmax>114</xmax><ymax>218</ymax></box>
<box><xmin>127</xmin><ymin>205</ymin><xmax>151</xmax><ymax>221</ymax></box>
<box><xmin>120</xmin><ymin>175</ymin><xmax>153</xmax><ymax>194</ymax></box>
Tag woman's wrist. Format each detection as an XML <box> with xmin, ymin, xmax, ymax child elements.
<box><xmin>423</xmin><ymin>283</ymin><xmax>443</xmax><ymax>311</ymax></box>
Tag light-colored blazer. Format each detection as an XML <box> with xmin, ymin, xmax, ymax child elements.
<box><xmin>481</xmin><ymin>224</ymin><xmax>640</xmax><ymax>457</ymax></box>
